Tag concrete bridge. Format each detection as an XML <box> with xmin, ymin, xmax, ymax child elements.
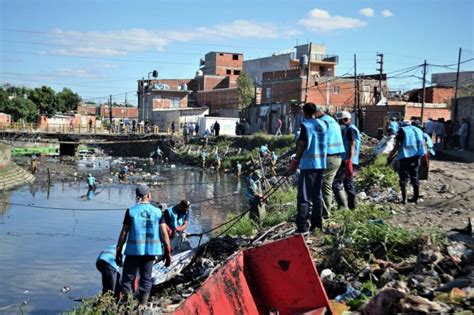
<box><xmin>0</xmin><ymin>129</ymin><xmax>175</xmax><ymax>157</ymax></box>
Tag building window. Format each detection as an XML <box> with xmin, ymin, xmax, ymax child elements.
<box><xmin>333</xmin><ymin>86</ymin><xmax>340</xmax><ymax>95</ymax></box>
<box><xmin>232</xmin><ymin>54</ymin><xmax>239</xmax><ymax>60</ymax></box>
<box><xmin>170</xmin><ymin>97</ymin><xmax>180</xmax><ymax>108</ymax></box>
<box><xmin>266</xmin><ymin>87</ymin><xmax>272</xmax><ymax>99</ymax></box>
<box><xmin>226</xmin><ymin>69</ymin><xmax>232</xmax><ymax>75</ymax></box>
<box><xmin>234</xmin><ymin>70</ymin><xmax>241</xmax><ymax>75</ymax></box>
<box><xmin>219</xmin><ymin>53</ymin><xmax>224</xmax><ymax>56</ymax></box>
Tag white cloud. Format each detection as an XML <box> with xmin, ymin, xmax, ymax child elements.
<box><xmin>52</xmin><ymin>68</ymin><xmax>102</xmax><ymax>79</ymax></box>
<box><xmin>45</xmin><ymin>21</ymin><xmax>299</xmax><ymax>57</ymax></box>
<box><xmin>359</xmin><ymin>8</ymin><xmax>374</xmax><ymax>17</ymax></box>
<box><xmin>298</xmin><ymin>8</ymin><xmax>366</xmax><ymax>32</ymax></box>
<box><xmin>381</xmin><ymin>9</ymin><xmax>394</xmax><ymax>17</ymax></box>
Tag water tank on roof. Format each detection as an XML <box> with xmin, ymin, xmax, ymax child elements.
<box><xmin>181</xmin><ymin>83</ymin><xmax>188</xmax><ymax>91</ymax></box>
<box><xmin>196</xmin><ymin>69</ymin><xmax>203</xmax><ymax>77</ymax></box>
<box><xmin>300</xmin><ymin>54</ymin><xmax>308</xmax><ymax>66</ymax></box>
<box><xmin>199</xmin><ymin>58</ymin><xmax>205</xmax><ymax>66</ymax></box>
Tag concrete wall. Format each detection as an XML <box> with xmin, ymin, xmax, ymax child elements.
<box><xmin>432</xmin><ymin>71</ymin><xmax>474</xmax><ymax>87</ymax></box>
<box><xmin>0</xmin><ymin>144</ymin><xmax>11</xmax><ymax>169</ymax></box>
<box><xmin>453</xmin><ymin>96</ymin><xmax>474</xmax><ymax>149</ymax></box>
<box><xmin>198</xmin><ymin>116</ymin><xmax>240</xmax><ymax>136</ymax></box>
<box><xmin>151</xmin><ymin>108</ymin><xmax>209</xmax><ymax>132</ymax></box>
<box><xmin>244</xmin><ymin>53</ymin><xmax>292</xmax><ymax>85</ymax></box>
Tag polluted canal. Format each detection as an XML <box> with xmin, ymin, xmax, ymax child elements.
<box><xmin>0</xmin><ymin>156</ymin><xmax>247</xmax><ymax>313</ymax></box>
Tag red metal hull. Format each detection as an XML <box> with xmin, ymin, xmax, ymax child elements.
<box><xmin>173</xmin><ymin>235</ymin><xmax>333</xmax><ymax>315</ymax></box>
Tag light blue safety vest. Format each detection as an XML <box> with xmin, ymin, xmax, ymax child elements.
<box><xmin>260</xmin><ymin>145</ymin><xmax>269</xmax><ymax>154</ymax></box>
<box><xmin>87</xmin><ymin>176</ymin><xmax>96</xmax><ymax>186</ymax></box>
<box><xmin>125</xmin><ymin>203</ymin><xmax>163</xmax><ymax>256</ymax></box>
<box><xmin>342</xmin><ymin>124</ymin><xmax>361</xmax><ymax>165</ymax></box>
<box><xmin>245</xmin><ymin>176</ymin><xmax>261</xmax><ymax>200</ymax></box>
<box><xmin>423</xmin><ymin>133</ymin><xmax>435</xmax><ymax>156</ymax></box>
<box><xmin>388</xmin><ymin>121</ymin><xmax>399</xmax><ymax>133</ymax></box>
<box><xmin>167</xmin><ymin>206</ymin><xmax>190</xmax><ymax>231</ymax></box>
<box><xmin>397</xmin><ymin>126</ymin><xmax>427</xmax><ymax>160</ymax></box>
<box><xmin>236</xmin><ymin>163</ymin><xmax>242</xmax><ymax>171</ymax></box>
<box><xmin>97</xmin><ymin>244</ymin><xmax>125</xmax><ymax>272</ymax></box>
<box><xmin>321</xmin><ymin>114</ymin><xmax>345</xmax><ymax>155</ymax></box>
<box><xmin>271</xmin><ymin>152</ymin><xmax>278</xmax><ymax>161</ymax></box>
<box><xmin>300</xmin><ymin>119</ymin><xmax>328</xmax><ymax>170</ymax></box>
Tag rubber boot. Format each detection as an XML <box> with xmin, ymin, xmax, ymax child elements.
<box><xmin>348</xmin><ymin>194</ymin><xmax>357</xmax><ymax>210</ymax></box>
<box><xmin>408</xmin><ymin>185</ymin><xmax>419</xmax><ymax>204</ymax></box>
<box><xmin>334</xmin><ymin>190</ymin><xmax>349</xmax><ymax>209</ymax></box>
<box><xmin>400</xmin><ymin>186</ymin><xmax>407</xmax><ymax>204</ymax></box>
<box><xmin>139</xmin><ymin>292</ymin><xmax>149</xmax><ymax>306</ymax></box>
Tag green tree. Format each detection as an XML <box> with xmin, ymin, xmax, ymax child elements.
<box><xmin>0</xmin><ymin>88</ymin><xmax>9</xmax><ymax>113</ymax></box>
<box><xmin>237</xmin><ymin>72</ymin><xmax>255</xmax><ymax>111</ymax></box>
<box><xmin>28</xmin><ymin>86</ymin><xmax>59</xmax><ymax>117</ymax></box>
<box><xmin>57</xmin><ymin>87</ymin><xmax>82</xmax><ymax>112</ymax></box>
<box><xmin>4</xmin><ymin>97</ymin><xmax>38</xmax><ymax>122</ymax></box>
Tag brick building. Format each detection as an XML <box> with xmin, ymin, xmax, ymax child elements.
<box><xmin>195</xmin><ymin>51</ymin><xmax>243</xmax><ymax>117</ymax></box>
<box><xmin>77</xmin><ymin>104</ymin><xmax>138</xmax><ymax>121</ymax></box>
<box><xmin>407</xmin><ymin>86</ymin><xmax>455</xmax><ymax>104</ymax></box>
<box><xmin>0</xmin><ymin>113</ymin><xmax>12</xmax><ymax>126</ymax></box>
<box><xmin>137</xmin><ymin>79</ymin><xmax>193</xmax><ymax>122</ymax></box>
<box><xmin>261</xmin><ymin>68</ymin><xmax>384</xmax><ymax>107</ymax></box>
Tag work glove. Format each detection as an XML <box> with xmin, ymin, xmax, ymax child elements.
<box><xmin>115</xmin><ymin>248</ymin><xmax>123</xmax><ymax>267</ymax></box>
<box><xmin>290</xmin><ymin>159</ymin><xmax>299</xmax><ymax>173</ymax></box>
<box><xmin>345</xmin><ymin>160</ymin><xmax>354</xmax><ymax>178</ymax></box>
<box><xmin>165</xmin><ymin>245</ymin><xmax>172</xmax><ymax>267</ymax></box>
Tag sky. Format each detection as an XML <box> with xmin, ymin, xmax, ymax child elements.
<box><xmin>1</xmin><ymin>0</ymin><xmax>473</xmax><ymax>105</ymax></box>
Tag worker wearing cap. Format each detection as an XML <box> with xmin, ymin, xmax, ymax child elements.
<box><xmin>317</xmin><ymin>106</ymin><xmax>345</xmax><ymax>218</ymax></box>
<box><xmin>245</xmin><ymin>170</ymin><xmax>266</xmax><ymax>220</ymax></box>
<box><xmin>387</xmin><ymin>121</ymin><xmax>426</xmax><ymax>204</ymax></box>
<box><xmin>116</xmin><ymin>185</ymin><xmax>171</xmax><ymax>305</ymax></box>
<box><xmin>290</xmin><ymin>103</ymin><xmax>328</xmax><ymax>232</ymax></box>
<box><xmin>333</xmin><ymin>111</ymin><xmax>360</xmax><ymax>210</ymax></box>
<box><xmin>87</xmin><ymin>173</ymin><xmax>96</xmax><ymax>190</ymax></box>
<box><xmin>387</xmin><ymin>117</ymin><xmax>400</xmax><ymax>136</ymax></box>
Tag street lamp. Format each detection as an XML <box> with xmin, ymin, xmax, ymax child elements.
<box><xmin>142</xmin><ymin>70</ymin><xmax>158</xmax><ymax>121</ymax></box>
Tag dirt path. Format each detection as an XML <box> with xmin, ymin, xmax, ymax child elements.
<box><xmin>387</xmin><ymin>159</ymin><xmax>474</xmax><ymax>232</ymax></box>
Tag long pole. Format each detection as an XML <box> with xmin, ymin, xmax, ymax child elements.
<box><xmin>376</xmin><ymin>52</ymin><xmax>384</xmax><ymax>104</ymax></box>
<box><xmin>141</xmin><ymin>76</ymin><xmax>145</xmax><ymax>122</ymax></box>
<box><xmin>353</xmin><ymin>54</ymin><xmax>358</xmax><ymax>127</ymax></box>
<box><xmin>304</xmin><ymin>43</ymin><xmax>312</xmax><ymax>104</ymax></box>
<box><xmin>420</xmin><ymin>60</ymin><xmax>427</xmax><ymax>123</ymax></box>
<box><xmin>109</xmin><ymin>94</ymin><xmax>112</xmax><ymax>126</ymax></box>
<box><xmin>453</xmin><ymin>48</ymin><xmax>462</xmax><ymax>120</ymax></box>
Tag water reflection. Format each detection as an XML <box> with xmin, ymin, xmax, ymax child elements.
<box><xmin>0</xmin><ymin>160</ymin><xmax>246</xmax><ymax>313</ymax></box>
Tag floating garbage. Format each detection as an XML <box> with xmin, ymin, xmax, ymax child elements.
<box><xmin>60</xmin><ymin>286</ymin><xmax>71</xmax><ymax>293</ymax></box>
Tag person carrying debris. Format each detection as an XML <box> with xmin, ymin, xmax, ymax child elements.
<box><xmin>30</xmin><ymin>153</ymin><xmax>38</xmax><ymax>174</ymax></box>
<box><xmin>116</xmin><ymin>185</ymin><xmax>171</xmax><ymax>305</ymax></box>
<box><xmin>387</xmin><ymin>121</ymin><xmax>426</xmax><ymax>204</ymax></box>
<box><xmin>318</xmin><ymin>106</ymin><xmax>345</xmax><ymax>218</ymax></box>
<box><xmin>270</xmin><ymin>151</ymin><xmax>278</xmax><ymax>177</ymax></box>
<box><xmin>245</xmin><ymin>170</ymin><xmax>266</xmax><ymax>220</ymax></box>
<box><xmin>333</xmin><ymin>111</ymin><xmax>360</xmax><ymax>210</ymax></box>
<box><xmin>259</xmin><ymin>144</ymin><xmax>270</xmax><ymax>159</ymax></box>
<box><xmin>290</xmin><ymin>103</ymin><xmax>328</xmax><ymax>232</ymax></box>
<box><xmin>87</xmin><ymin>173</ymin><xmax>97</xmax><ymax>190</ymax></box>
<box><xmin>96</xmin><ymin>244</ymin><xmax>125</xmax><ymax>298</ymax></box>
<box><xmin>235</xmin><ymin>161</ymin><xmax>242</xmax><ymax>177</ymax></box>
<box><xmin>387</xmin><ymin>117</ymin><xmax>399</xmax><ymax>136</ymax></box>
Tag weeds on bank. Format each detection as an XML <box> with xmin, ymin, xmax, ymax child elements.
<box><xmin>356</xmin><ymin>154</ymin><xmax>399</xmax><ymax>192</ymax></box>
<box><xmin>65</xmin><ymin>292</ymin><xmax>139</xmax><ymax>315</ymax></box>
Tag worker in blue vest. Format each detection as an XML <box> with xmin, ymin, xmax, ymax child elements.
<box><xmin>387</xmin><ymin>121</ymin><xmax>426</xmax><ymax>204</ymax></box>
<box><xmin>318</xmin><ymin>106</ymin><xmax>345</xmax><ymax>218</ymax></box>
<box><xmin>87</xmin><ymin>173</ymin><xmax>96</xmax><ymax>190</ymax></box>
<box><xmin>259</xmin><ymin>144</ymin><xmax>270</xmax><ymax>159</ymax></box>
<box><xmin>116</xmin><ymin>185</ymin><xmax>171</xmax><ymax>305</ymax></box>
<box><xmin>245</xmin><ymin>170</ymin><xmax>266</xmax><ymax>220</ymax></box>
<box><xmin>290</xmin><ymin>103</ymin><xmax>328</xmax><ymax>232</ymax></box>
<box><xmin>96</xmin><ymin>244</ymin><xmax>126</xmax><ymax>297</ymax></box>
<box><xmin>387</xmin><ymin>117</ymin><xmax>400</xmax><ymax>136</ymax></box>
<box><xmin>164</xmin><ymin>200</ymin><xmax>191</xmax><ymax>236</ymax></box>
<box><xmin>235</xmin><ymin>161</ymin><xmax>242</xmax><ymax>177</ymax></box>
<box><xmin>333</xmin><ymin>111</ymin><xmax>360</xmax><ymax>210</ymax></box>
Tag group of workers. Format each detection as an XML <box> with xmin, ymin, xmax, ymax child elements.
<box><xmin>289</xmin><ymin>103</ymin><xmax>360</xmax><ymax>233</ymax></box>
<box><xmin>96</xmin><ymin>185</ymin><xmax>191</xmax><ymax>305</ymax></box>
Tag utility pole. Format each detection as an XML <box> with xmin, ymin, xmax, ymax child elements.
<box><xmin>141</xmin><ymin>76</ymin><xmax>145</xmax><ymax>122</ymax></box>
<box><xmin>420</xmin><ymin>60</ymin><xmax>427</xmax><ymax>123</ymax></box>
<box><xmin>304</xmin><ymin>42</ymin><xmax>312</xmax><ymax>104</ymax></box>
<box><xmin>453</xmin><ymin>48</ymin><xmax>462</xmax><ymax>120</ymax></box>
<box><xmin>109</xmin><ymin>94</ymin><xmax>112</xmax><ymax>126</ymax></box>
<box><xmin>353</xmin><ymin>54</ymin><xmax>358</xmax><ymax>127</ymax></box>
<box><xmin>376</xmin><ymin>52</ymin><xmax>384</xmax><ymax>104</ymax></box>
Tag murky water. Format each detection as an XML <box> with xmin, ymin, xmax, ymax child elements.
<box><xmin>0</xmin><ymin>159</ymin><xmax>246</xmax><ymax>313</ymax></box>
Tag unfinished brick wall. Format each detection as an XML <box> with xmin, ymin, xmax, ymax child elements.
<box><xmin>196</xmin><ymin>88</ymin><xmax>238</xmax><ymax>114</ymax></box>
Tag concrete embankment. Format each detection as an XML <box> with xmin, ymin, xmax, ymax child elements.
<box><xmin>0</xmin><ymin>144</ymin><xmax>35</xmax><ymax>190</ymax></box>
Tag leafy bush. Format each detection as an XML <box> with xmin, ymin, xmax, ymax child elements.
<box><xmin>356</xmin><ymin>154</ymin><xmax>399</xmax><ymax>192</ymax></box>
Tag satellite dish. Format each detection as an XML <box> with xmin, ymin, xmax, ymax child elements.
<box><xmin>152</xmin><ymin>70</ymin><xmax>158</xmax><ymax>78</ymax></box>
